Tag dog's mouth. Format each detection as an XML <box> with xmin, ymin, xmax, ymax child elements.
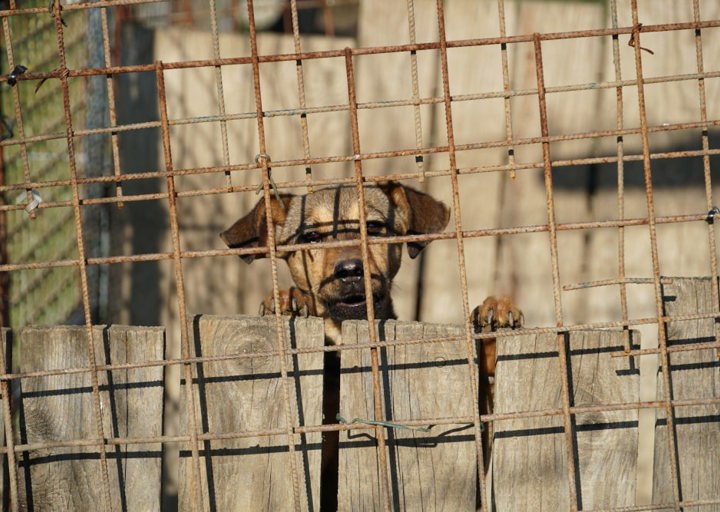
<box><xmin>327</xmin><ymin>292</ymin><xmax>385</xmax><ymax>321</ymax></box>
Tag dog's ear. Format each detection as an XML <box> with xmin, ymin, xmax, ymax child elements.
<box><xmin>220</xmin><ymin>194</ymin><xmax>294</xmax><ymax>263</ymax></box>
<box><xmin>381</xmin><ymin>181</ymin><xmax>450</xmax><ymax>258</ymax></box>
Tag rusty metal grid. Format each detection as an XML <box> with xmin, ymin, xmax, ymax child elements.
<box><xmin>0</xmin><ymin>0</ymin><xmax>717</xmax><ymax>511</ymax></box>
<box><xmin>0</xmin><ymin>4</ymin><xmax>91</xmax><ymax>329</ymax></box>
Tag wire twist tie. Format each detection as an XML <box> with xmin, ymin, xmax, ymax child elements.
<box><xmin>628</xmin><ymin>23</ymin><xmax>654</xmax><ymax>55</ymax></box>
<box><xmin>254</xmin><ymin>153</ymin><xmax>285</xmax><ymax>210</ymax></box>
<box><xmin>17</xmin><ymin>189</ymin><xmax>42</xmax><ymax>214</ymax></box>
<box><xmin>336</xmin><ymin>414</ymin><xmax>483</xmax><ymax>433</ymax></box>
<box><xmin>7</xmin><ymin>65</ymin><xmax>27</xmax><ymax>86</ymax></box>
<box><xmin>336</xmin><ymin>413</ymin><xmax>432</xmax><ymax>432</ymax></box>
<box><xmin>706</xmin><ymin>206</ymin><xmax>719</xmax><ymax>224</ymax></box>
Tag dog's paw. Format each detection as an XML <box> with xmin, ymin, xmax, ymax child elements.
<box><xmin>259</xmin><ymin>287</ymin><xmax>312</xmax><ymax>317</ymax></box>
<box><xmin>472</xmin><ymin>296</ymin><xmax>523</xmax><ymax>332</ymax></box>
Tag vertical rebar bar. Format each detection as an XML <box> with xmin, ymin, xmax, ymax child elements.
<box><xmin>86</xmin><ymin>3</ymin><xmax>111</xmax><ymax>323</ymax></box>
<box><xmin>434</xmin><ymin>0</ymin><xmax>491</xmax><ymax>509</ymax></box>
<box><xmin>1</xmin><ymin>5</ymin><xmax>35</xmax><ymax>219</ymax></box>
<box><xmin>497</xmin><ymin>0</ymin><xmax>516</xmax><ymax>179</ymax></box>
<box><xmin>155</xmin><ymin>61</ymin><xmax>204</xmax><ymax>512</ymax></box>
<box><xmin>289</xmin><ymin>0</ymin><xmax>315</xmax><ymax>191</ymax></box>
<box><xmin>51</xmin><ymin>0</ymin><xmax>112</xmax><ymax>508</ymax></box>
<box><xmin>246</xmin><ymin>1</ymin><xmax>305</xmax><ymax>510</ymax></box>
<box><xmin>629</xmin><ymin>0</ymin><xmax>683</xmax><ymax>508</ymax></box>
<box><xmin>100</xmin><ymin>4</ymin><xmax>124</xmax><ymax>207</ymax></box>
<box><xmin>208</xmin><ymin>0</ymin><xmax>233</xmax><ymax>190</ymax></box>
<box><xmin>609</xmin><ymin>0</ymin><xmax>632</xmax><ymax>355</ymax></box>
<box><xmin>0</xmin><ymin>65</ymin><xmax>13</xmax><ymax>510</ymax></box>
<box><xmin>344</xmin><ymin>46</ymin><xmax>393</xmax><ymax>512</ymax></box>
<box><xmin>533</xmin><ymin>33</ymin><xmax>580</xmax><ymax>511</ymax></box>
<box><xmin>406</xmin><ymin>0</ymin><xmax>426</xmax><ymax>181</ymax></box>
<box><xmin>691</xmin><ymin>0</ymin><xmax>720</xmax><ymax>354</ymax></box>
<box><xmin>0</xmin><ymin>333</ymin><xmax>18</xmax><ymax>511</ymax></box>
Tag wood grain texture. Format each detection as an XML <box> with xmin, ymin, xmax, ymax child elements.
<box><xmin>492</xmin><ymin>330</ymin><xmax>639</xmax><ymax>511</ymax></box>
<box><xmin>179</xmin><ymin>315</ymin><xmax>324</xmax><ymax>512</ymax></box>
<box><xmin>338</xmin><ymin>320</ymin><xmax>477</xmax><ymax>511</ymax></box>
<box><xmin>653</xmin><ymin>278</ymin><xmax>720</xmax><ymax>509</ymax></box>
<box><xmin>16</xmin><ymin>325</ymin><xmax>164</xmax><ymax>512</ymax></box>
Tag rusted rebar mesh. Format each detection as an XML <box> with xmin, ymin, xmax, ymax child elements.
<box><xmin>0</xmin><ymin>1</ymin><xmax>717</xmax><ymax>511</ymax></box>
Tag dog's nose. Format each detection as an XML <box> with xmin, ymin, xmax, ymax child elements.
<box><xmin>334</xmin><ymin>259</ymin><xmax>363</xmax><ymax>282</ymax></box>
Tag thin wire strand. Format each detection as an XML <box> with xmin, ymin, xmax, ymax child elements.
<box><xmin>100</xmin><ymin>4</ymin><xmax>124</xmax><ymax>206</ymax></box>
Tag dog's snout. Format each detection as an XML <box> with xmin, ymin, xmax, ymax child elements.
<box><xmin>334</xmin><ymin>259</ymin><xmax>363</xmax><ymax>282</ymax></box>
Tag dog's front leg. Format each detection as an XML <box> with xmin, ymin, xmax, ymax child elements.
<box><xmin>471</xmin><ymin>296</ymin><xmax>523</xmax><ymax>377</ymax></box>
<box><xmin>472</xmin><ymin>296</ymin><xmax>522</xmax><ymax>470</ymax></box>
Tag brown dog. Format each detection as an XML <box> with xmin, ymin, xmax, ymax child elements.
<box><xmin>220</xmin><ymin>181</ymin><xmax>522</xmax><ymax>370</ymax></box>
<box><xmin>221</xmin><ymin>181</ymin><xmax>521</xmax><ymax>506</ymax></box>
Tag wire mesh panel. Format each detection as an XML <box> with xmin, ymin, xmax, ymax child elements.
<box><xmin>0</xmin><ymin>0</ymin><xmax>717</xmax><ymax>511</ymax></box>
<box><xmin>1</xmin><ymin>4</ymin><xmax>90</xmax><ymax>328</ymax></box>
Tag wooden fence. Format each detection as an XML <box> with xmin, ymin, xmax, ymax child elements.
<box><xmin>2</xmin><ymin>277</ymin><xmax>718</xmax><ymax>511</ymax></box>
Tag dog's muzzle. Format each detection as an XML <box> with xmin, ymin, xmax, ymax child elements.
<box><xmin>326</xmin><ymin>258</ymin><xmax>388</xmax><ymax>321</ymax></box>
<box><xmin>328</xmin><ymin>291</ymin><xmax>386</xmax><ymax>321</ymax></box>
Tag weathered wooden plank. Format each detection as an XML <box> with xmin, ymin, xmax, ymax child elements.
<box><xmin>653</xmin><ymin>278</ymin><xmax>720</xmax><ymax>510</ymax></box>
<box><xmin>492</xmin><ymin>330</ymin><xmax>639</xmax><ymax>511</ymax></box>
<box><xmin>179</xmin><ymin>315</ymin><xmax>324</xmax><ymax>512</ymax></box>
<box><xmin>338</xmin><ymin>320</ymin><xmax>477</xmax><ymax>511</ymax></box>
<box><xmin>16</xmin><ymin>325</ymin><xmax>165</xmax><ymax>512</ymax></box>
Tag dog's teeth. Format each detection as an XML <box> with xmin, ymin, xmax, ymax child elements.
<box><xmin>291</xmin><ymin>297</ymin><xmax>298</xmax><ymax>312</ymax></box>
<box><xmin>259</xmin><ymin>303</ymin><xmax>266</xmax><ymax>316</ymax></box>
<box><xmin>301</xmin><ymin>304</ymin><xmax>309</xmax><ymax>317</ymax></box>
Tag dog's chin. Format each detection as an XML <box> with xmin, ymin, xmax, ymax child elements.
<box><xmin>326</xmin><ymin>293</ymin><xmax>386</xmax><ymax>322</ymax></box>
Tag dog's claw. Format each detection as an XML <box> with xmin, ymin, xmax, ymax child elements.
<box><xmin>259</xmin><ymin>288</ymin><xmax>313</xmax><ymax>317</ymax></box>
<box><xmin>471</xmin><ymin>296</ymin><xmax>522</xmax><ymax>380</ymax></box>
<box><xmin>472</xmin><ymin>296</ymin><xmax>523</xmax><ymax>332</ymax></box>
<box><xmin>289</xmin><ymin>296</ymin><xmax>310</xmax><ymax>318</ymax></box>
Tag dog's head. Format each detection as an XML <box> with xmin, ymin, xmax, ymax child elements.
<box><xmin>220</xmin><ymin>182</ymin><xmax>450</xmax><ymax>322</ymax></box>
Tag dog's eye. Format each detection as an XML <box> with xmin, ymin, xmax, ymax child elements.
<box><xmin>366</xmin><ymin>221</ymin><xmax>386</xmax><ymax>236</ymax></box>
<box><xmin>298</xmin><ymin>230</ymin><xmax>322</xmax><ymax>244</ymax></box>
